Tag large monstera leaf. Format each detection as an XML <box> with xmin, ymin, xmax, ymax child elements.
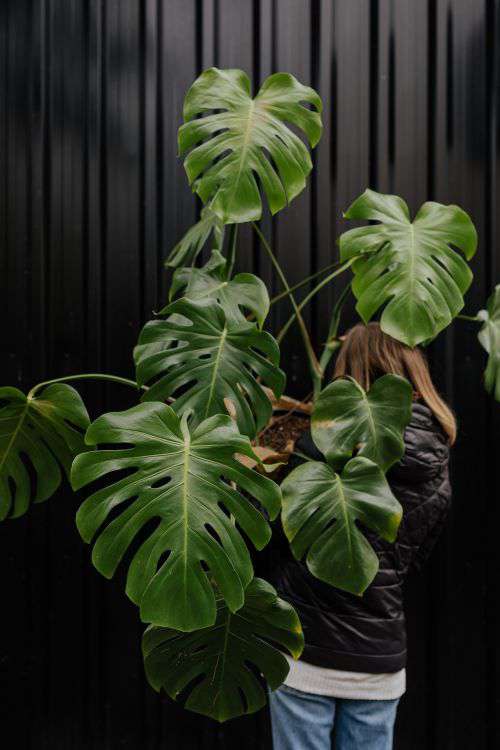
<box><xmin>179</xmin><ymin>67</ymin><xmax>323</xmax><ymax>223</ymax></box>
<box><xmin>339</xmin><ymin>189</ymin><xmax>477</xmax><ymax>346</ymax></box>
<box><xmin>0</xmin><ymin>384</ymin><xmax>89</xmax><ymax>520</ymax></box>
<box><xmin>134</xmin><ymin>298</ymin><xmax>285</xmax><ymax>438</ymax></box>
<box><xmin>143</xmin><ymin>577</ymin><xmax>303</xmax><ymax>722</ymax></box>
<box><xmin>312</xmin><ymin>375</ymin><xmax>412</xmax><ymax>472</ymax></box>
<box><xmin>170</xmin><ymin>250</ymin><xmax>270</xmax><ymax>328</ymax></box>
<box><xmin>72</xmin><ymin>403</ymin><xmax>281</xmax><ymax>631</ymax></box>
<box><xmin>477</xmin><ymin>284</ymin><xmax>500</xmax><ymax>401</ymax></box>
<box><xmin>281</xmin><ymin>457</ymin><xmax>402</xmax><ymax>595</ymax></box>
<box><xmin>164</xmin><ymin>206</ymin><xmax>223</xmax><ymax>269</ymax></box>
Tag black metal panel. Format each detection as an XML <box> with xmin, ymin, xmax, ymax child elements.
<box><xmin>1</xmin><ymin>1</ymin><xmax>499</xmax><ymax>747</ymax></box>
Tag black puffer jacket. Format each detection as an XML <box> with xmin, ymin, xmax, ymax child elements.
<box><xmin>269</xmin><ymin>403</ymin><xmax>451</xmax><ymax>673</ymax></box>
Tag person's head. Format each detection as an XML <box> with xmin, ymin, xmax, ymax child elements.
<box><xmin>333</xmin><ymin>321</ymin><xmax>456</xmax><ymax>444</ymax></box>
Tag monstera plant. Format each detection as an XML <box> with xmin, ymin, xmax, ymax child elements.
<box><xmin>1</xmin><ymin>67</ymin><xmax>498</xmax><ymax>722</ymax></box>
<box><xmin>339</xmin><ymin>190</ymin><xmax>478</xmax><ymax>346</ymax></box>
<box><xmin>143</xmin><ymin>577</ymin><xmax>304</xmax><ymax>722</ymax></box>
<box><xmin>282</xmin><ymin>375</ymin><xmax>412</xmax><ymax>595</ymax></box>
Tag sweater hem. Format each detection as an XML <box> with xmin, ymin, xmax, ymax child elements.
<box><xmin>301</xmin><ymin>646</ymin><xmax>407</xmax><ymax>674</ymax></box>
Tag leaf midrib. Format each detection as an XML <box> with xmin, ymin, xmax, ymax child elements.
<box><xmin>210</xmin><ymin>611</ymin><xmax>232</xmax><ymax>696</ymax></box>
<box><xmin>182</xmin><ymin>429</ymin><xmax>191</xmax><ymax>607</ymax></box>
<box><xmin>361</xmin><ymin>391</ymin><xmax>379</xmax><ymax>463</ymax></box>
<box><xmin>406</xmin><ymin>223</ymin><xmax>416</xmax><ymax>329</ymax></box>
<box><xmin>205</xmin><ymin>326</ymin><xmax>228</xmax><ymax>418</ymax></box>
<box><xmin>333</xmin><ymin>474</ymin><xmax>353</xmax><ymax>565</ymax></box>
<box><xmin>225</xmin><ymin>100</ymin><xmax>257</xmax><ymax>214</ymax></box>
<box><xmin>0</xmin><ymin>401</ymin><xmax>30</xmax><ymax>475</ymax></box>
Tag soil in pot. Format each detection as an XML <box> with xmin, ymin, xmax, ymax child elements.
<box><xmin>257</xmin><ymin>413</ymin><xmax>310</xmax><ymax>453</ymax></box>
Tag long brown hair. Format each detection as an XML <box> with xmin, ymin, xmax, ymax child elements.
<box><xmin>333</xmin><ymin>322</ymin><xmax>456</xmax><ymax>444</ymax></box>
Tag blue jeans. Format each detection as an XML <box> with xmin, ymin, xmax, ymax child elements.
<box><xmin>268</xmin><ymin>685</ymin><xmax>399</xmax><ymax>750</ymax></box>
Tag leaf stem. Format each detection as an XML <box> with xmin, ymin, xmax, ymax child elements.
<box><xmin>313</xmin><ymin>282</ymin><xmax>352</xmax><ymax>398</ymax></box>
<box><xmin>246</xmin><ymin>261</ymin><xmax>343</xmax><ymax>323</ymax></box>
<box><xmin>457</xmin><ymin>313</ymin><xmax>481</xmax><ymax>323</ymax></box>
<box><xmin>276</xmin><ymin>259</ymin><xmax>355</xmax><ymax>344</ymax></box>
<box><xmin>28</xmin><ymin>373</ymin><xmax>147</xmax><ymax>399</ymax></box>
<box><xmin>213</xmin><ymin>217</ymin><xmax>226</xmax><ymax>256</ymax></box>
<box><xmin>252</xmin><ymin>221</ymin><xmax>322</xmax><ymax>378</ymax></box>
<box><xmin>269</xmin><ymin>260</ymin><xmax>343</xmax><ymax>306</ymax></box>
<box><xmin>225</xmin><ymin>224</ymin><xmax>238</xmax><ymax>280</ymax></box>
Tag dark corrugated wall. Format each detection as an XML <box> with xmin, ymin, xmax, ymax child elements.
<box><xmin>1</xmin><ymin>1</ymin><xmax>500</xmax><ymax>748</ymax></box>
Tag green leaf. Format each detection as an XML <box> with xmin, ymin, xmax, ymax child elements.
<box><xmin>134</xmin><ymin>298</ymin><xmax>285</xmax><ymax>439</ymax></box>
<box><xmin>340</xmin><ymin>189</ymin><xmax>477</xmax><ymax>346</ymax></box>
<box><xmin>179</xmin><ymin>67</ymin><xmax>323</xmax><ymax>224</ymax></box>
<box><xmin>312</xmin><ymin>375</ymin><xmax>413</xmax><ymax>472</ymax></box>
<box><xmin>164</xmin><ymin>206</ymin><xmax>223</xmax><ymax>269</ymax></box>
<box><xmin>0</xmin><ymin>384</ymin><xmax>89</xmax><ymax>520</ymax></box>
<box><xmin>477</xmin><ymin>284</ymin><xmax>500</xmax><ymax>401</ymax></box>
<box><xmin>72</xmin><ymin>403</ymin><xmax>282</xmax><ymax>631</ymax></box>
<box><xmin>142</xmin><ymin>577</ymin><xmax>303</xmax><ymax>722</ymax></box>
<box><xmin>170</xmin><ymin>250</ymin><xmax>270</xmax><ymax>328</ymax></box>
<box><xmin>281</xmin><ymin>457</ymin><xmax>402</xmax><ymax>595</ymax></box>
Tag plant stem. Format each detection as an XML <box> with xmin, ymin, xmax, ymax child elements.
<box><xmin>252</xmin><ymin>221</ymin><xmax>322</xmax><ymax>378</ymax></box>
<box><xmin>313</xmin><ymin>282</ymin><xmax>352</xmax><ymax>398</ymax></box>
<box><xmin>225</xmin><ymin>224</ymin><xmax>238</xmax><ymax>279</ymax></box>
<box><xmin>457</xmin><ymin>313</ymin><xmax>481</xmax><ymax>323</ymax></box>
<box><xmin>323</xmin><ymin>282</ymin><xmax>352</xmax><ymax>343</ymax></box>
<box><xmin>213</xmin><ymin>220</ymin><xmax>225</xmax><ymax>257</ymax></box>
<box><xmin>269</xmin><ymin>261</ymin><xmax>343</xmax><ymax>306</ymax></box>
<box><xmin>28</xmin><ymin>373</ymin><xmax>147</xmax><ymax>399</ymax></box>
<box><xmin>246</xmin><ymin>261</ymin><xmax>343</xmax><ymax>323</ymax></box>
<box><xmin>276</xmin><ymin>259</ymin><xmax>355</xmax><ymax>344</ymax></box>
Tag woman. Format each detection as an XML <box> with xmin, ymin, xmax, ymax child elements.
<box><xmin>268</xmin><ymin>322</ymin><xmax>454</xmax><ymax>750</ymax></box>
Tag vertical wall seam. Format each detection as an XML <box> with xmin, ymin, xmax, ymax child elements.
<box><xmin>369</xmin><ymin>0</ymin><xmax>379</xmax><ymax>188</ymax></box>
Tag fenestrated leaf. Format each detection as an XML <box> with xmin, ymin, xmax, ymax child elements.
<box><xmin>0</xmin><ymin>384</ymin><xmax>89</xmax><ymax>520</ymax></box>
<box><xmin>281</xmin><ymin>457</ymin><xmax>402</xmax><ymax>595</ymax></box>
<box><xmin>179</xmin><ymin>67</ymin><xmax>322</xmax><ymax>224</ymax></box>
<box><xmin>339</xmin><ymin>189</ymin><xmax>477</xmax><ymax>346</ymax></box>
<box><xmin>72</xmin><ymin>403</ymin><xmax>282</xmax><ymax>631</ymax></box>
<box><xmin>134</xmin><ymin>298</ymin><xmax>285</xmax><ymax>438</ymax></box>
<box><xmin>170</xmin><ymin>250</ymin><xmax>270</xmax><ymax>328</ymax></box>
<box><xmin>164</xmin><ymin>206</ymin><xmax>223</xmax><ymax>269</ymax></box>
<box><xmin>142</xmin><ymin>577</ymin><xmax>303</xmax><ymax>722</ymax></box>
<box><xmin>477</xmin><ymin>284</ymin><xmax>500</xmax><ymax>401</ymax></box>
<box><xmin>312</xmin><ymin>375</ymin><xmax>413</xmax><ymax>472</ymax></box>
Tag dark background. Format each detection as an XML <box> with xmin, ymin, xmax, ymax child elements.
<box><xmin>2</xmin><ymin>1</ymin><xmax>500</xmax><ymax>748</ymax></box>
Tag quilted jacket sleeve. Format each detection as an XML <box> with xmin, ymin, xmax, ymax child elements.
<box><xmin>388</xmin><ymin>407</ymin><xmax>452</xmax><ymax>578</ymax></box>
<box><xmin>408</xmin><ymin>497</ymin><xmax>451</xmax><ymax>573</ymax></box>
<box><xmin>389</xmin><ymin>417</ymin><xmax>449</xmax><ymax>484</ymax></box>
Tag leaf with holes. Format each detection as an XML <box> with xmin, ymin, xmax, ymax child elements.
<box><xmin>339</xmin><ymin>189</ymin><xmax>477</xmax><ymax>346</ymax></box>
<box><xmin>134</xmin><ymin>298</ymin><xmax>285</xmax><ymax>439</ymax></box>
<box><xmin>179</xmin><ymin>67</ymin><xmax>323</xmax><ymax>223</ymax></box>
<box><xmin>477</xmin><ymin>284</ymin><xmax>500</xmax><ymax>401</ymax></box>
<box><xmin>72</xmin><ymin>403</ymin><xmax>282</xmax><ymax>631</ymax></box>
<box><xmin>312</xmin><ymin>375</ymin><xmax>413</xmax><ymax>472</ymax></box>
<box><xmin>281</xmin><ymin>457</ymin><xmax>402</xmax><ymax>595</ymax></box>
<box><xmin>0</xmin><ymin>384</ymin><xmax>89</xmax><ymax>520</ymax></box>
<box><xmin>164</xmin><ymin>206</ymin><xmax>224</xmax><ymax>269</ymax></box>
<box><xmin>170</xmin><ymin>250</ymin><xmax>270</xmax><ymax>328</ymax></box>
<box><xmin>142</xmin><ymin>577</ymin><xmax>303</xmax><ymax>722</ymax></box>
